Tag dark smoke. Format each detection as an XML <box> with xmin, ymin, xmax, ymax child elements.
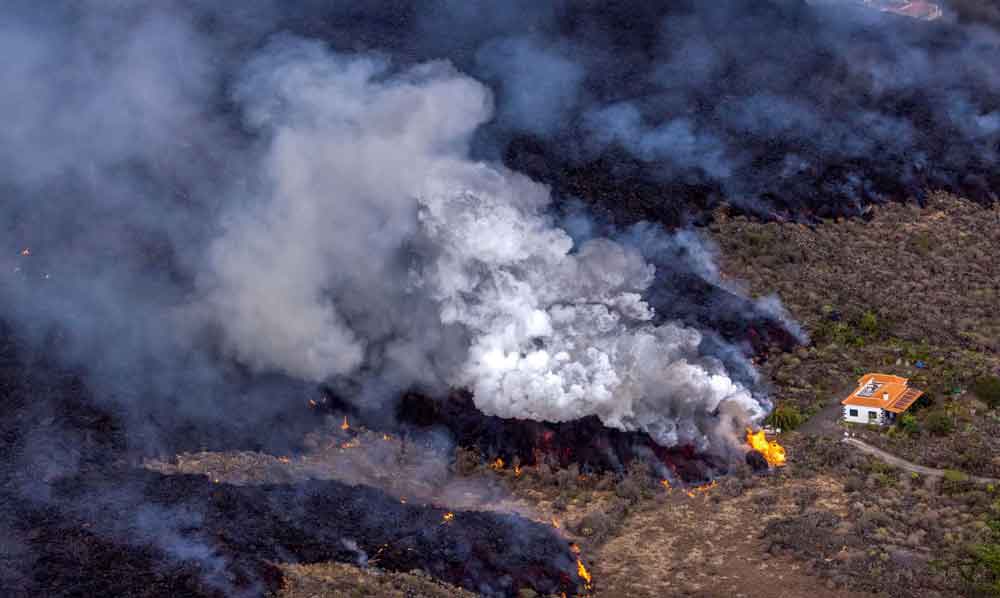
<box><xmin>0</xmin><ymin>0</ymin><xmax>997</xmax><ymax>590</ymax></box>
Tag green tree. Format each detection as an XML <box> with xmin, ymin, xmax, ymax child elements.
<box><xmin>898</xmin><ymin>412</ymin><xmax>919</xmax><ymax>434</ymax></box>
<box><xmin>958</xmin><ymin>518</ymin><xmax>1000</xmax><ymax>596</ymax></box>
<box><xmin>973</xmin><ymin>375</ymin><xmax>1000</xmax><ymax>409</ymax></box>
<box><xmin>858</xmin><ymin>310</ymin><xmax>879</xmax><ymax>336</ymax></box>
<box><xmin>767</xmin><ymin>404</ymin><xmax>803</xmax><ymax>431</ymax></box>
<box><xmin>925</xmin><ymin>410</ymin><xmax>954</xmax><ymax>436</ymax></box>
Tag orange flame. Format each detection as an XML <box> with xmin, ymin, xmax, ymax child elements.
<box><xmin>514</xmin><ymin>464</ymin><xmax>522</xmax><ymax>477</ymax></box>
<box><xmin>577</xmin><ymin>558</ymin><xmax>592</xmax><ymax>590</ymax></box>
<box><xmin>490</xmin><ymin>457</ymin><xmax>504</xmax><ymax>471</ymax></box>
<box><xmin>685</xmin><ymin>480</ymin><xmax>717</xmax><ymax>498</ymax></box>
<box><xmin>660</xmin><ymin>479</ymin><xmax>671</xmax><ymax>491</ymax></box>
<box><xmin>746</xmin><ymin>428</ymin><xmax>786</xmax><ymax>467</ymax></box>
<box><xmin>442</xmin><ymin>512</ymin><xmax>454</xmax><ymax>524</ymax></box>
<box><xmin>340</xmin><ymin>416</ymin><xmax>350</xmax><ymax>431</ymax></box>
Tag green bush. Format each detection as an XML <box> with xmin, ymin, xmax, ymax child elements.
<box><xmin>912</xmin><ymin>391</ymin><xmax>934</xmax><ymax>412</ymax></box>
<box><xmin>957</xmin><ymin>517</ymin><xmax>1000</xmax><ymax>595</ymax></box>
<box><xmin>944</xmin><ymin>469</ymin><xmax>970</xmax><ymax>484</ymax></box>
<box><xmin>767</xmin><ymin>404</ymin><xmax>803</xmax><ymax>431</ymax></box>
<box><xmin>909</xmin><ymin>232</ymin><xmax>934</xmax><ymax>257</ymax></box>
<box><xmin>858</xmin><ymin>310</ymin><xmax>880</xmax><ymax>336</ymax></box>
<box><xmin>898</xmin><ymin>412</ymin><xmax>919</xmax><ymax>434</ymax></box>
<box><xmin>973</xmin><ymin>375</ymin><xmax>1000</xmax><ymax>409</ymax></box>
<box><xmin>925</xmin><ymin>411</ymin><xmax>955</xmax><ymax>436</ymax></box>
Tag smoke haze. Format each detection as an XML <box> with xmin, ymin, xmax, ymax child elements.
<box><xmin>1</xmin><ymin>0</ymin><xmax>997</xmax><ymax>459</ymax></box>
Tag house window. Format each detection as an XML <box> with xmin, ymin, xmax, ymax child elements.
<box><xmin>868</xmin><ymin>411</ymin><xmax>878</xmax><ymax>421</ymax></box>
<box><xmin>849</xmin><ymin>409</ymin><xmax>859</xmax><ymax>417</ymax></box>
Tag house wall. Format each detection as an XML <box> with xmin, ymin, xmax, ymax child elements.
<box><xmin>843</xmin><ymin>405</ymin><xmax>885</xmax><ymax>425</ymax></box>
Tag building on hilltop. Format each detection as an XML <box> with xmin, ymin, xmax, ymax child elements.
<box><xmin>842</xmin><ymin>373</ymin><xmax>923</xmax><ymax>425</ymax></box>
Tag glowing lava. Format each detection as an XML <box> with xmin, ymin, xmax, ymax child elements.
<box><xmin>746</xmin><ymin>428</ymin><xmax>786</xmax><ymax>467</ymax></box>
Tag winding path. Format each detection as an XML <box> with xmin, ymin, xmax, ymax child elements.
<box><xmin>843</xmin><ymin>437</ymin><xmax>1000</xmax><ymax>485</ymax></box>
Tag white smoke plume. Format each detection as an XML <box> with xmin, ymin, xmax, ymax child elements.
<box><xmin>202</xmin><ymin>38</ymin><xmax>768</xmax><ymax>452</ymax></box>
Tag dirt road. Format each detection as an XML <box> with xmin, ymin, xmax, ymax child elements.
<box><xmin>843</xmin><ymin>437</ymin><xmax>1000</xmax><ymax>484</ymax></box>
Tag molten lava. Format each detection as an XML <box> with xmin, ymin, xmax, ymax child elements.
<box><xmin>746</xmin><ymin>428</ymin><xmax>786</xmax><ymax>467</ymax></box>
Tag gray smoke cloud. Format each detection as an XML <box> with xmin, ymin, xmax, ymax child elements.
<box><xmin>199</xmin><ymin>37</ymin><xmax>768</xmax><ymax>450</ymax></box>
<box><xmin>3</xmin><ymin>1</ymin><xmax>995</xmax><ymax>458</ymax></box>
<box><xmin>28</xmin><ymin>0</ymin><xmax>998</xmax><ymax>464</ymax></box>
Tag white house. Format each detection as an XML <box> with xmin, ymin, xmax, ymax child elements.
<box><xmin>842</xmin><ymin>373</ymin><xmax>923</xmax><ymax>426</ymax></box>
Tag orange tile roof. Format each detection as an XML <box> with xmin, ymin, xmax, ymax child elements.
<box><xmin>886</xmin><ymin>387</ymin><xmax>923</xmax><ymax>413</ymax></box>
<box><xmin>842</xmin><ymin>373</ymin><xmax>921</xmax><ymax>413</ymax></box>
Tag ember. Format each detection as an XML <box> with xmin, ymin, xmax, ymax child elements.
<box><xmin>746</xmin><ymin>428</ymin><xmax>787</xmax><ymax>467</ymax></box>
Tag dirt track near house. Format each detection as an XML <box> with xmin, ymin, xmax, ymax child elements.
<box><xmin>843</xmin><ymin>437</ymin><xmax>1000</xmax><ymax>484</ymax></box>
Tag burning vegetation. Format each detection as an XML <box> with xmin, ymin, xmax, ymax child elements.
<box><xmin>746</xmin><ymin>429</ymin><xmax>788</xmax><ymax>468</ymax></box>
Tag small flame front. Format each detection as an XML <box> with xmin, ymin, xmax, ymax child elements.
<box><xmin>341</xmin><ymin>415</ymin><xmax>350</xmax><ymax>431</ymax></box>
<box><xmin>442</xmin><ymin>512</ymin><xmax>454</xmax><ymax>524</ymax></box>
<box><xmin>577</xmin><ymin>558</ymin><xmax>592</xmax><ymax>590</ymax></box>
<box><xmin>490</xmin><ymin>457</ymin><xmax>504</xmax><ymax>471</ymax></box>
<box><xmin>746</xmin><ymin>428</ymin><xmax>786</xmax><ymax>467</ymax></box>
<box><xmin>685</xmin><ymin>479</ymin><xmax>717</xmax><ymax>498</ymax></box>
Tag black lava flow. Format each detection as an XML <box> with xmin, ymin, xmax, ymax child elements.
<box><xmin>0</xmin><ymin>325</ymin><xmax>583</xmax><ymax>598</ymax></box>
